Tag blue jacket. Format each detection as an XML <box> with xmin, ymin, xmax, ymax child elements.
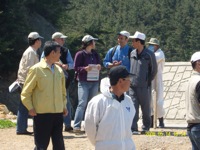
<box><xmin>103</xmin><ymin>44</ymin><xmax>131</xmax><ymax>72</ymax></box>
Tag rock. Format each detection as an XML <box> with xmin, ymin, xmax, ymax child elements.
<box><xmin>0</xmin><ymin>103</ymin><xmax>16</xmax><ymax>119</ymax></box>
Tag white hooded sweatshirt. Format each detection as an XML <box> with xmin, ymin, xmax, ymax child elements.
<box><xmin>85</xmin><ymin>77</ymin><xmax>136</xmax><ymax>150</ymax></box>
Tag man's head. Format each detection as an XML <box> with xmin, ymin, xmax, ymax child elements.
<box><xmin>109</xmin><ymin>66</ymin><xmax>131</xmax><ymax>92</ymax></box>
<box><xmin>117</xmin><ymin>31</ymin><xmax>130</xmax><ymax>47</ymax></box>
<box><xmin>43</xmin><ymin>41</ymin><xmax>61</xmax><ymax>62</ymax></box>
<box><xmin>52</xmin><ymin>32</ymin><xmax>67</xmax><ymax>46</ymax></box>
<box><xmin>191</xmin><ymin>52</ymin><xmax>200</xmax><ymax>70</ymax></box>
<box><xmin>129</xmin><ymin>31</ymin><xmax>146</xmax><ymax>48</ymax></box>
<box><xmin>82</xmin><ymin>35</ymin><xmax>98</xmax><ymax>49</ymax></box>
<box><xmin>147</xmin><ymin>38</ymin><xmax>160</xmax><ymax>52</ymax></box>
<box><xmin>28</xmin><ymin>32</ymin><xmax>43</xmax><ymax>48</ymax></box>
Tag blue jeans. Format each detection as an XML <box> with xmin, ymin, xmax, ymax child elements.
<box><xmin>73</xmin><ymin>81</ymin><xmax>99</xmax><ymax>129</ymax></box>
<box><xmin>63</xmin><ymin>89</ymin><xmax>72</xmax><ymax>127</ymax></box>
<box><xmin>17</xmin><ymin>100</ymin><xmax>29</xmax><ymax>133</ymax></box>
<box><xmin>187</xmin><ymin>124</ymin><xmax>200</xmax><ymax>150</ymax></box>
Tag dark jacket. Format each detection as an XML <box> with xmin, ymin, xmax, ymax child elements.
<box><xmin>130</xmin><ymin>47</ymin><xmax>157</xmax><ymax>88</ymax></box>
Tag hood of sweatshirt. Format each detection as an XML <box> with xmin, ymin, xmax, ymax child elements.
<box><xmin>100</xmin><ymin>77</ymin><xmax>113</xmax><ymax>99</ymax></box>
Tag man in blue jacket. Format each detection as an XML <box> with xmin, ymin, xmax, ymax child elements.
<box><xmin>129</xmin><ymin>31</ymin><xmax>157</xmax><ymax>133</ymax></box>
<box><xmin>103</xmin><ymin>31</ymin><xmax>132</xmax><ymax>72</ymax></box>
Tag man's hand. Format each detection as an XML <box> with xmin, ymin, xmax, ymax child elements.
<box><xmin>108</xmin><ymin>61</ymin><xmax>122</xmax><ymax>68</ymax></box>
<box><xmin>29</xmin><ymin>109</ymin><xmax>37</xmax><ymax>117</ymax></box>
<box><xmin>63</xmin><ymin>108</ymin><xmax>68</xmax><ymax>116</ymax></box>
<box><xmin>62</xmin><ymin>64</ymin><xmax>69</xmax><ymax>70</ymax></box>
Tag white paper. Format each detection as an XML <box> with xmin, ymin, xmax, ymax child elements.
<box><xmin>8</xmin><ymin>80</ymin><xmax>20</xmax><ymax>93</ymax></box>
<box><xmin>87</xmin><ymin>64</ymin><xmax>99</xmax><ymax>81</ymax></box>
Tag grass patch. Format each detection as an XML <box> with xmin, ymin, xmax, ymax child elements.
<box><xmin>0</xmin><ymin>119</ymin><xmax>16</xmax><ymax>129</ymax></box>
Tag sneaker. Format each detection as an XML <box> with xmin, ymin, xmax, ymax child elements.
<box><xmin>64</xmin><ymin>126</ymin><xmax>73</xmax><ymax>132</ymax></box>
<box><xmin>132</xmin><ymin>129</ymin><xmax>140</xmax><ymax>135</ymax></box>
<box><xmin>73</xmin><ymin>128</ymin><xmax>85</xmax><ymax>134</ymax></box>
<box><xmin>141</xmin><ymin>125</ymin><xmax>149</xmax><ymax>132</ymax></box>
<box><xmin>73</xmin><ymin>128</ymin><xmax>81</xmax><ymax>133</ymax></box>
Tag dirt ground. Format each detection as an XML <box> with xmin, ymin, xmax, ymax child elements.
<box><xmin>0</xmin><ymin>126</ymin><xmax>192</xmax><ymax>150</ymax></box>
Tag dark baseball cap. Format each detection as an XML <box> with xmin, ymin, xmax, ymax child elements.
<box><xmin>109</xmin><ymin>66</ymin><xmax>133</xmax><ymax>85</ymax></box>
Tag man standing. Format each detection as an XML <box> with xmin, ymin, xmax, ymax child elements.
<box><xmin>103</xmin><ymin>31</ymin><xmax>132</xmax><ymax>72</ymax></box>
<box><xmin>17</xmin><ymin>32</ymin><xmax>43</xmax><ymax>135</ymax></box>
<box><xmin>147</xmin><ymin>38</ymin><xmax>165</xmax><ymax>128</ymax></box>
<box><xmin>85</xmin><ymin>66</ymin><xmax>136</xmax><ymax>150</ymax></box>
<box><xmin>21</xmin><ymin>41</ymin><xmax>67</xmax><ymax>150</ymax></box>
<box><xmin>129</xmin><ymin>31</ymin><xmax>157</xmax><ymax>132</ymax></box>
<box><xmin>51</xmin><ymin>32</ymin><xmax>74</xmax><ymax>132</ymax></box>
<box><xmin>186</xmin><ymin>51</ymin><xmax>200</xmax><ymax>150</ymax></box>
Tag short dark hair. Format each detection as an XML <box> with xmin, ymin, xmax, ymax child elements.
<box><xmin>28</xmin><ymin>38</ymin><xmax>39</xmax><ymax>46</ymax></box>
<box><xmin>109</xmin><ymin>66</ymin><xmax>130</xmax><ymax>86</ymax></box>
<box><xmin>192</xmin><ymin>62</ymin><xmax>197</xmax><ymax>69</ymax></box>
<box><xmin>44</xmin><ymin>41</ymin><xmax>61</xmax><ymax>57</ymax></box>
<box><xmin>81</xmin><ymin>40</ymin><xmax>93</xmax><ymax>49</ymax></box>
<box><xmin>135</xmin><ymin>38</ymin><xmax>145</xmax><ymax>45</ymax></box>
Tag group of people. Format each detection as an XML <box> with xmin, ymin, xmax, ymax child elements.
<box><xmin>16</xmin><ymin>30</ymin><xmax>167</xmax><ymax>149</ymax></box>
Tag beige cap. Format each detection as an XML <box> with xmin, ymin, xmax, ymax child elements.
<box><xmin>117</xmin><ymin>31</ymin><xmax>130</xmax><ymax>38</ymax></box>
<box><xmin>147</xmin><ymin>38</ymin><xmax>160</xmax><ymax>45</ymax></box>
<box><xmin>28</xmin><ymin>32</ymin><xmax>43</xmax><ymax>39</ymax></box>
<box><xmin>82</xmin><ymin>35</ymin><xmax>98</xmax><ymax>43</ymax></box>
<box><xmin>52</xmin><ymin>32</ymin><xmax>67</xmax><ymax>39</ymax></box>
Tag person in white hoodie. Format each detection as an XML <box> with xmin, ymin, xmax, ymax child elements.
<box><xmin>84</xmin><ymin>65</ymin><xmax>136</xmax><ymax>150</ymax></box>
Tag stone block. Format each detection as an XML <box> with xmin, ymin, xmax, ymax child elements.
<box><xmin>177</xmin><ymin>66</ymin><xmax>186</xmax><ymax>73</ymax></box>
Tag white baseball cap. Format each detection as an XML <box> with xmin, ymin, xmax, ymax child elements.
<box><xmin>117</xmin><ymin>31</ymin><xmax>130</xmax><ymax>38</ymax></box>
<box><xmin>28</xmin><ymin>32</ymin><xmax>44</xmax><ymax>39</ymax></box>
<box><xmin>129</xmin><ymin>31</ymin><xmax>146</xmax><ymax>40</ymax></box>
<box><xmin>191</xmin><ymin>51</ymin><xmax>200</xmax><ymax>63</ymax></box>
<box><xmin>82</xmin><ymin>35</ymin><xmax>98</xmax><ymax>43</ymax></box>
<box><xmin>52</xmin><ymin>32</ymin><xmax>67</xmax><ymax>39</ymax></box>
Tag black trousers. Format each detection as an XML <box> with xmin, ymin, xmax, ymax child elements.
<box><xmin>33</xmin><ymin>113</ymin><xmax>65</xmax><ymax>150</ymax></box>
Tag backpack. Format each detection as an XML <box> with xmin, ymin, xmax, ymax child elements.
<box><xmin>110</xmin><ymin>45</ymin><xmax>133</xmax><ymax>61</ymax></box>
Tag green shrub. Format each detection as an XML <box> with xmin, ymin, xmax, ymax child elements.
<box><xmin>0</xmin><ymin>119</ymin><xmax>16</xmax><ymax>129</ymax></box>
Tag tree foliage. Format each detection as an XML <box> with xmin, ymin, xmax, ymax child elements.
<box><xmin>1</xmin><ymin>0</ymin><xmax>200</xmax><ymax>77</ymax></box>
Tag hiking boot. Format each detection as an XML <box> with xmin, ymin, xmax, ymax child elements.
<box><xmin>16</xmin><ymin>130</ymin><xmax>33</xmax><ymax>135</ymax></box>
<box><xmin>158</xmin><ymin>117</ymin><xmax>165</xmax><ymax>128</ymax></box>
<box><xmin>64</xmin><ymin>126</ymin><xmax>73</xmax><ymax>132</ymax></box>
<box><xmin>150</xmin><ymin>115</ymin><xmax>154</xmax><ymax>128</ymax></box>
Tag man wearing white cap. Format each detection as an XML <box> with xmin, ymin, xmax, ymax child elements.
<box><xmin>129</xmin><ymin>31</ymin><xmax>157</xmax><ymax>133</ymax></box>
<box><xmin>186</xmin><ymin>51</ymin><xmax>200</xmax><ymax>150</ymax></box>
<box><xmin>51</xmin><ymin>32</ymin><xmax>74</xmax><ymax>132</ymax></box>
<box><xmin>17</xmin><ymin>32</ymin><xmax>43</xmax><ymax>135</ymax></box>
<box><xmin>103</xmin><ymin>30</ymin><xmax>133</xmax><ymax>72</ymax></box>
<box><xmin>147</xmin><ymin>38</ymin><xmax>165</xmax><ymax>128</ymax></box>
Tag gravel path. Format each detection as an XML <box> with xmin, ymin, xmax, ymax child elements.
<box><xmin>0</xmin><ymin>127</ymin><xmax>192</xmax><ymax>150</ymax></box>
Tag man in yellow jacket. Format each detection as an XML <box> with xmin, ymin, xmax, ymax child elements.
<box><xmin>21</xmin><ymin>41</ymin><xmax>67</xmax><ymax>150</ymax></box>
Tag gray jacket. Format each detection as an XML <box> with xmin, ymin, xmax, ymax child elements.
<box><xmin>130</xmin><ymin>48</ymin><xmax>157</xmax><ymax>88</ymax></box>
<box><xmin>186</xmin><ymin>71</ymin><xmax>200</xmax><ymax>124</ymax></box>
